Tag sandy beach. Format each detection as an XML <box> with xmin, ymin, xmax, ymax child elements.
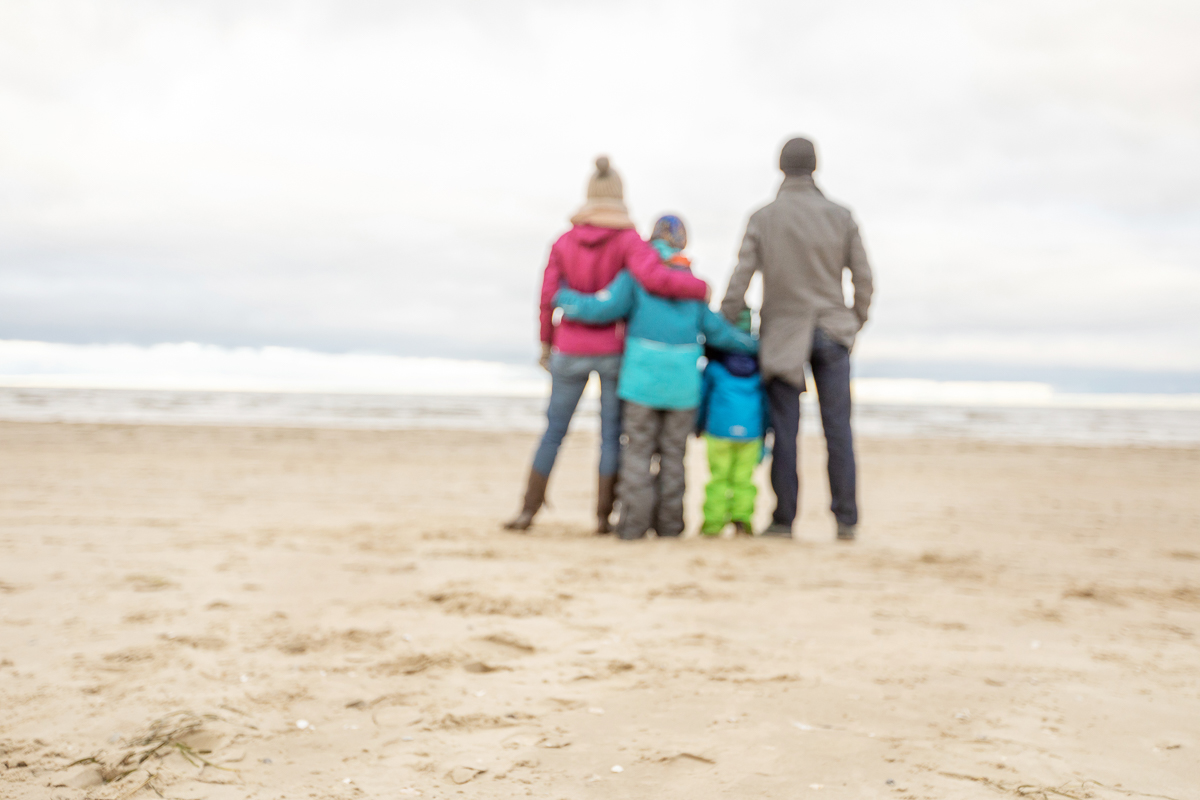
<box><xmin>1</xmin><ymin>420</ymin><xmax>1197</xmax><ymax>800</ymax></box>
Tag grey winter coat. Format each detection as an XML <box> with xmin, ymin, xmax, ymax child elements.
<box><xmin>720</xmin><ymin>175</ymin><xmax>874</xmax><ymax>389</ymax></box>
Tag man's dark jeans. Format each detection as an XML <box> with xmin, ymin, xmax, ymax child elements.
<box><xmin>767</xmin><ymin>328</ymin><xmax>857</xmax><ymax>528</ymax></box>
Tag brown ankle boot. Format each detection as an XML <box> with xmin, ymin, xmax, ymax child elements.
<box><xmin>596</xmin><ymin>473</ymin><xmax>617</xmax><ymax>534</ymax></box>
<box><xmin>503</xmin><ymin>469</ymin><xmax>549</xmax><ymax>531</ymax></box>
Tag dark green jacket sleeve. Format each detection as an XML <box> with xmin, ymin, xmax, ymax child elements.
<box><xmin>700</xmin><ymin>307</ymin><xmax>759</xmax><ymax>354</ymax></box>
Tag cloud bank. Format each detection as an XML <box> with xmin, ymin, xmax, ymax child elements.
<box><xmin>1</xmin><ymin>0</ymin><xmax>1197</xmax><ymax>382</ymax></box>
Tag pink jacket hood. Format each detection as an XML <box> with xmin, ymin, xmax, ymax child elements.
<box><xmin>569</xmin><ymin>225</ymin><xmax>622</xmax><ymax>248</ymax></box>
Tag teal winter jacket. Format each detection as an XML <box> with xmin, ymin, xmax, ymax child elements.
<box><xmin>697</xmin><ymin>358</ymin><xmax>770</xmax><ymax>441</ymax></box>
<box><xmin>555</xmin><ymin>269</ymin><xmax>758</xmax><ymax>410</ymax></box>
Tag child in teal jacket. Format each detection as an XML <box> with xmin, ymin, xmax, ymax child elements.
<box><xmin>555</xmin><ymin>215</ymin><xmax>757</xmax><ymax>540</ymax></box>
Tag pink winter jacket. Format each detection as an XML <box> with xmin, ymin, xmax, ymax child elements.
<box><xmin>539</xmin><ymin>225</ymin><xmax>708</xmax><ymax>355</ymax></box>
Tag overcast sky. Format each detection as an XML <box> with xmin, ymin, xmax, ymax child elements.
<box><xmin>2</xmin><ymin>0</ymin><xmax>1197</xmax><ymax>387</ymax></box>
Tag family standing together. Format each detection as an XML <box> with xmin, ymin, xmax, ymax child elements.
<box><xmin>504</xmin><ymin>138</ymin><xmax>874</xmax><ymax>541</ymax></box>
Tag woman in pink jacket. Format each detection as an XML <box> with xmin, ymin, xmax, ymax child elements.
<box><xmin>504</xmin><ymin>157</ymin><xmax>709</xmax><ymax>532</ymax></box>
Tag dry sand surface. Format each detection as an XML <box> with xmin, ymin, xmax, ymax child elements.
<box><xmin>1</xmin><ymin>420</ymin><xmax>1198</xmax><ymax>800</ymax></box>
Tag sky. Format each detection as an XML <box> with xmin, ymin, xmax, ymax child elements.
<box><xmin>2</xmin><ymin>0</ymin><xmax>1198</xmax><ymax>391</ymax></box>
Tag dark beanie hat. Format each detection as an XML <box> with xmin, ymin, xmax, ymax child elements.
<box><xmin>779</xmin><ymin>137</ymin><xmax>817</xmax><ymax>176</ymax></box>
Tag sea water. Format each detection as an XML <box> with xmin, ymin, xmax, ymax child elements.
<box><xmin>2</xmin><ymin>386</ymin><xmax>1198</xmax><ymax>446</ymax></box>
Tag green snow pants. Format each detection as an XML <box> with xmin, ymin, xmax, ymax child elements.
<box><xmin>702</xmin><ymin>434</ymin><xmax>762</xmax><ymax>535</ymax></box>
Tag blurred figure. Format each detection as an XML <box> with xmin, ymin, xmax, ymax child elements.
<box><xmin>504</xmin><ymin>158</ymin><xmax>710</xmax><ymax>533</ymax></box>
<box><xmin>696</xmin><ymin>310</ymin><xmax>770</xmax><ymax>537</ymax></box>
<box><xmin>555</xmin><ymin>215</ymin><xmax>757</xmax><ymax>540</ymax></box>
<box><xmin>721</xmin><ymin>137</ymin><xmax>874</xmax><ymax>541</ymax></box>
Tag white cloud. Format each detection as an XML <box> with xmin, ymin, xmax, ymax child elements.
<box><xmin>0</xmin><ymin>0</ymin><xmax>1197</xmax><ymax>372</ymax></box>
<box><xmin>0</xmin><ymin>338</ymin><xmax>549</xmax><ymax>395</ymax></box>
<box><xmin>856</xmin><ymin>331</ymin><xmax>1200</xmax><ymax>373</ymax></box>
<box><xmin>4</xmin><ymin>339</ymin><xmax>1196</xmax><ymax>411</ymax></box>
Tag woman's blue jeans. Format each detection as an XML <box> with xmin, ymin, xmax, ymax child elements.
<box><xmin>531</xmin><ymin>353</ymin><xmax>622</xmax><ymax>478</ymax></box>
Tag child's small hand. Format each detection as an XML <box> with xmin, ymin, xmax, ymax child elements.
<box><xmin>539</xmin><ymin>343</ymin><xmax>552</xmax><ymax>372</ymax></box>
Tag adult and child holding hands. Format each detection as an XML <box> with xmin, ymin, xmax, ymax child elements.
<box><xmin>504</xmin><ymin>138</ymin><xmax>874</xmax><ymax>542</ymax></box>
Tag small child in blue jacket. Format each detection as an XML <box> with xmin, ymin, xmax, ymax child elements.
<box><xmin>696</xmin><ymin>311</ymin><xmax>770</xmax><ymax>536</ymax></box>
<box><xmin>554</xmin><ymin>215</ymin><xmax>757</xmax><ymax>540</ymax></box>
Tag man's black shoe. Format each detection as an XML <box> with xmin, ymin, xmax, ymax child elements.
<box><xmin>761</xmin><ymin>522</ymin><xmax>793</xmax><ymax>538</ymax></box>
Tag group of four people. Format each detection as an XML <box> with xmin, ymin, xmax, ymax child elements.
<box><xmin>504</xmin><ymin>138</ymin><xmax>874</xmax><ymax>541</ymax></box>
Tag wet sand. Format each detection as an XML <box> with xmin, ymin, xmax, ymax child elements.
<box><xmin>1</xmin><ymin>421</ymin><xmax>1197</xmax><ymax>799</ymax></box>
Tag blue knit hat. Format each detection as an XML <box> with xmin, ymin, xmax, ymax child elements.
<box><xmin>649</xmin><ymin>214</ymin><xmax>687</xmax><ymax>250</ymax></box>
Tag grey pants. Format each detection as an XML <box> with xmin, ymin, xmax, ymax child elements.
<box><xmin>617</xmin><ymin>402</ymin><xmax>695</xmax><ymax>540</ymax></box>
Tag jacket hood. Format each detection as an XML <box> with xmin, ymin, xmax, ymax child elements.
<box><xmin>706</xmin><ymin>347</ymin><xmax>759</xmax><ymax>378</ymax></box>
<box><xmin>569</xmin><ymin>224</ymin><xmax>623</xmax><ymax>248</ymax></box>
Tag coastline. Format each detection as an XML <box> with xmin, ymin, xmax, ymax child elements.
<box><xmin>3</xmin><ymin>386</ymin><xmax>1200</xmax><ymax>446</ymax></box>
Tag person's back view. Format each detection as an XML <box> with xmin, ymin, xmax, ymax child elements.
<box><xmin>504</xmin><ymin>158</ymin><xmax>709</xmax><ymax>533</ymax></box>
<box><xmin>721</xmin><ymin>137</ymin><xmax>874</xmax><ymax>540</ymax></box>
<box><xmin>697</xmin><ymin>333</ymin><xmax>769</xmax><ymax>538</ymax></box>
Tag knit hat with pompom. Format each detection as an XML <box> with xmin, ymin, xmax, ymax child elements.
<box><xmin>570</xmin><ymin>155</ymin><xmax>634</xmax><ymax>229</ymax></box>
<box><xmin>586</xmin><ymin>156</ymin><xmax>624</xmax><ymax>201</ymax></box>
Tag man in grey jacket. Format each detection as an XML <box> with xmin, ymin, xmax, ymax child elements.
<box><xmin>720</xmin><ymin>137</ymin><xmax>873</xmax><ymax>540</ymax></box>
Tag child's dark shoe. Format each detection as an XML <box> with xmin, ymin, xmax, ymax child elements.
<box><xmin>732</xmin><ymin>521</ymin><xmax>753</xmax><ymax>537</ymax></box>
<box><xmin>836</xmin><ymin>522</ymin><xmax>857</xmax><ymax>541</ymax></box>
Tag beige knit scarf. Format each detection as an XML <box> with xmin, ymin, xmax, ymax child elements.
<box><xmin>569</xmin><ymin>197</ymin><xmax>634</xmax><ymax>229</ymax></box>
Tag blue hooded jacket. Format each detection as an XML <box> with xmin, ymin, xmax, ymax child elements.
<box><xmin>697</xmin><ymin>349</ymin><xmax>770</xmax><ymax>441</ymax></box>
<box><xmin>554</xmin><ymin>269</ymin><xmax>757</xmax><ymax>410</ymax></box>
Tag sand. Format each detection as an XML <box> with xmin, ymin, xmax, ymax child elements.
<box><xmin>1</xmin><ymin>420</ymin><xmax>1197</xmax><ymax>800</ymax></box>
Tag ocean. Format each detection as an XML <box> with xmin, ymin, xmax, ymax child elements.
<box><xmin>2</xmin><ymin>340</ymin><xmax>1197</xmax><ymax>445</ymax></box>
<box><xmin>3</xmin><ymin>386</ymin><xmax>1198</xmax><ymax>446</ymax></box>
